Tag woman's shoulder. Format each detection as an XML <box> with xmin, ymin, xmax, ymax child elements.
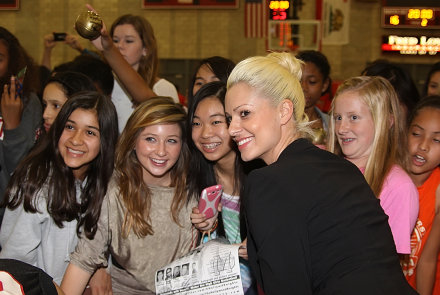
<box><xmin>274</xmin><ymin>139</ymin><xmax>359</xmax><ymax>173</ymax></box>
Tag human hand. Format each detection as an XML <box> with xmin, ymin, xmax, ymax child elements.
<box><xmin>83</xmin><ymin>4</ymin><xmax>113</xmax><ymax>52</ymax></box>
<box><xmin>44</xmin><ymin>33</ymin><xmax>57</xmax><ymax>50</ymax></box>
<box><xmin>1</xmin><ymin>76</ymin><xmax>23</xmax><ymax>130</ymax></box>
<box><xmin>236</xmin><ymin>238</ymin><xmax>248</xmax><ymax>260</ymax></box>
<box><xmin>89</xmin><ymin>268</ymin><xmax>112</xmax><ymax>295</ymax></box>
<box><xmin>64</xmin><ymin>33</ymin><xmax>85</xmax><ymax>52</ymax></box>
<box><xmin>190</xmin><ymin>203</ymin><xmax>222</xmax><ymax>231</ymax></box>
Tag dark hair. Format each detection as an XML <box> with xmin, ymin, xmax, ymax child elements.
<box><xmin>363</xmin><ymin>60</ymin><xmax>420</xmax><ymax>119</ymax></box>
<box><xmin>422</xmin><ymin>62</ymin><xmax>440</xmax><ymax>97</ymax></box>
<box><xmin>187</xmin><ymin>56</ymin><xmax>235</xmax><ymax>106</ymax></box>
<box><xmin>110</xmin><ymin>14</ymin><xmax>158</xmax><ymax>89</ymax></box>
<box><xmin>0</xmin><ymin>27</ymin><xmax>39</xmax><ymax>100</ymax></box>
<box><xmin>296</xmin><ymin>50</ymin><xmax>332</xmax><ymax>96</ymax></box>
<box><xmin>70</xmin><ymin>55</ymin><xmax>114</xmax><ymax>96</ymax></box>
<box><xmin>408</xmin><ymin>95</ymin><xmax>440</xmax><ymax>125</ymax></box>
<box><xmin>46</xmin><ymin>71</ymin><xmax>96</xmax><ymax>98</ymax></box>
<box><xmin>52</xmin><ymin>61</ymin><xmax>75</xmax><ymax>74</ymax></box>
<box><xmin>4</xmin><ymin>91</ymin><xmax>119</xmax><ymax>239</ymax></box>
<box><xmin>186</xmin><ymin>81</ymin><xmax>246</xmax><ymax>240</ymax></box>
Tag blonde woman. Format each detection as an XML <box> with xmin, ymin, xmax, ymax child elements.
<box><xmin>224</xmin><ymin>52</ymin><xmax>417</xmax><ymax>294</ymax></box>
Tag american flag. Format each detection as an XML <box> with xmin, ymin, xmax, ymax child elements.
<box><xmin>245</xmin><ymin>0</ymin><xmax>267</xmax><ymax>38</ymax></box>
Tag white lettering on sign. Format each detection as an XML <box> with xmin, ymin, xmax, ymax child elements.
<box><xmin>388</xmin><ymin>35</ymin><xmax>419</xmax><ymax>45</ymax></box>
<box><xmin>420</xmin><ymin>36</ymin><xmax>440</xmax><ymax>46</ymax></box>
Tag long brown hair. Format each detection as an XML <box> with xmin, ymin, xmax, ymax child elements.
<box><xmin>116</xmin><ymin>97</ymin><xmax>190</xmax><ymax>238</ymax></box>
<box><xmin>4</xmin><ymin>92</ymin><xmax>119</xmax><ymax>238</ymax></box>
<box><xmin>110</xmin><ymin>15</ymin><xmax>158</xmax><ymax>89</ymax></box>
<box><xmin>328</xmin><ymin>76</ymin><xmax>410</xmax><ymax>197</ymax></box>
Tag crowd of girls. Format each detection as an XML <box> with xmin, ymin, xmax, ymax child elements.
<box><xmin>2</xmin><ymin>4</ymin><xmax>440</xmax><ymax>294</ymax></box>
<box><xmin>61</xmin><ymin>97</ymin><xmax>195</xmax><ymax>295</ymax></box>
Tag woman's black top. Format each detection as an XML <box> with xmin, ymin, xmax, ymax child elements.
<box><xmin>244</xmin><ymin>138</ymin><xmax>418</xmax><ymax>295</ymax></box>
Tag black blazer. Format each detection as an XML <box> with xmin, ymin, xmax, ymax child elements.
<box><xmin>244</xmin><ymin>138</ymin><xmax>418</xmax><ymax>295</ymax></box>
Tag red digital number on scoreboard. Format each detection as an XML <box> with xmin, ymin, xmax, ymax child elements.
<box><xmin>269</xmin><ymin>0</ymin><xmax>290</xmax><ymax>20</ymax></box>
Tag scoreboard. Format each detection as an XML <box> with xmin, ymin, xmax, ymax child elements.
<box><xmin>269</xmin><ymin>0</ymin><xmax>292</xmax><ymax>20</ymax></box>
<box><xmin>382</xmin><ymin>7</ymin><xmax>440</xmax><ymax>29</ymax></box>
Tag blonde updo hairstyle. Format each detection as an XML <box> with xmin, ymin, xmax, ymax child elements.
<box><xmin>227</xmin><ymin>52</ymin><xmax>314</xmax><ymax>139</ymax></box>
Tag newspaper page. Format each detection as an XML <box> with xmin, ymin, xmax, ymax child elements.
<box><xmin>155</xmin><ymin>238</ymin><xmax>243</xmax><ymax>295</ymax></box>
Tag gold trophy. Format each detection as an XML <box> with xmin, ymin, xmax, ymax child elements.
<box><xmin>312</xmin><ymin>128</ymin><xmax>326</xmax><ymax>145</ymax></box>
<box><xmin>75</xmin><ymin>11</ymin><xmax>103</xmax><ymax>40</ymax></box>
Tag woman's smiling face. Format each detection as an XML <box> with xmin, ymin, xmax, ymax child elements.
<box><xmin>225</xmin><ymin>83</ymin><xmax>283</xmax><ymax>164</ymax></box>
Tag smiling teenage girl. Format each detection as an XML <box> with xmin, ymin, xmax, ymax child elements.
<box><xmin>187</xmin><ymin>81</ymin><xmax>257</xmax><ymax>294</ymax></box>
<box><xmin>61</xmin><ymin>97</ymin><xmax>196</xmax><ymax>295</ymax></box>
<box><xmin>328</xmin><ymin>76</ymin><xmax>419</xmax><ymax>260</ymax></box>
<box><xmin>0</xmin><ymin>92</ymin><xmax>118</xmax><ymax>286</ymax></box>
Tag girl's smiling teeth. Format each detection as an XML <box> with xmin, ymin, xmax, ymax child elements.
<box><xmin>151</xmin><ymin>158</ymin><xmax>167</xmax><ymax>164</ymax></box>
<box><xmin>202</xmin><ymin>143</ymin><xmax>221</xmax><ymax>149</ymax></box>
<box><xmin>67</xmin><ymin>148</ymin><xmax>85</xmax><ymax>155</ymax></box>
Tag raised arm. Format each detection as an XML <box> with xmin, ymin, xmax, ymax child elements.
<box><xmin>416</xmin><ymin>183</ymin><xmax>440</xmax><ymax>295</ymax></box>
<box><xmin>85</xmin><ymin>5</ymin><xmax>156</xmax><ymax>103</ymax></box>
<box><xmin>1</xmin><ymin>87</ymin><xmax>41</xmax><ymax>176</ymax></box>
<box><xmin>1</xmin><ymin>77</ymin><xmax>23</xmax><ymax>130</ymax></box>
<box><xmin>64</xmin><ymin>33</ymin><xmax>86</xmax><ymax>53</ymax></box>
<box><xmin>41</xmin><ymin>33</ymin><xmax>57</xmax><ymax>70</ymax></box>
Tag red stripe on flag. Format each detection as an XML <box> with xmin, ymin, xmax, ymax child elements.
<box><xmin>245</xmin><ymin>0</ymin><xmax>267</xmax><ymax>38</ymax></box>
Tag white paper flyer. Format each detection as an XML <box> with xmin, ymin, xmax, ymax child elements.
<box><xmin>155</xmin><ymin>238</ymin><xmax>243</xmax><ymax>295</ymax></box>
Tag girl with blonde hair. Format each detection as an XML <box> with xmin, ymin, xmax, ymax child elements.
<box><xmin>328</xmin><ymin>76</ymin><xmax>419</xmax><ymax>258</ymax></box>
<box><xmin>225</xmin><ymin>52</ymin><xmax>417</xmax><ymax>294</ymax></box>
<box><xmin>61</xmin><ymin>97</ymin><xmax>196</xmax><ymax>295</ymax></box>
